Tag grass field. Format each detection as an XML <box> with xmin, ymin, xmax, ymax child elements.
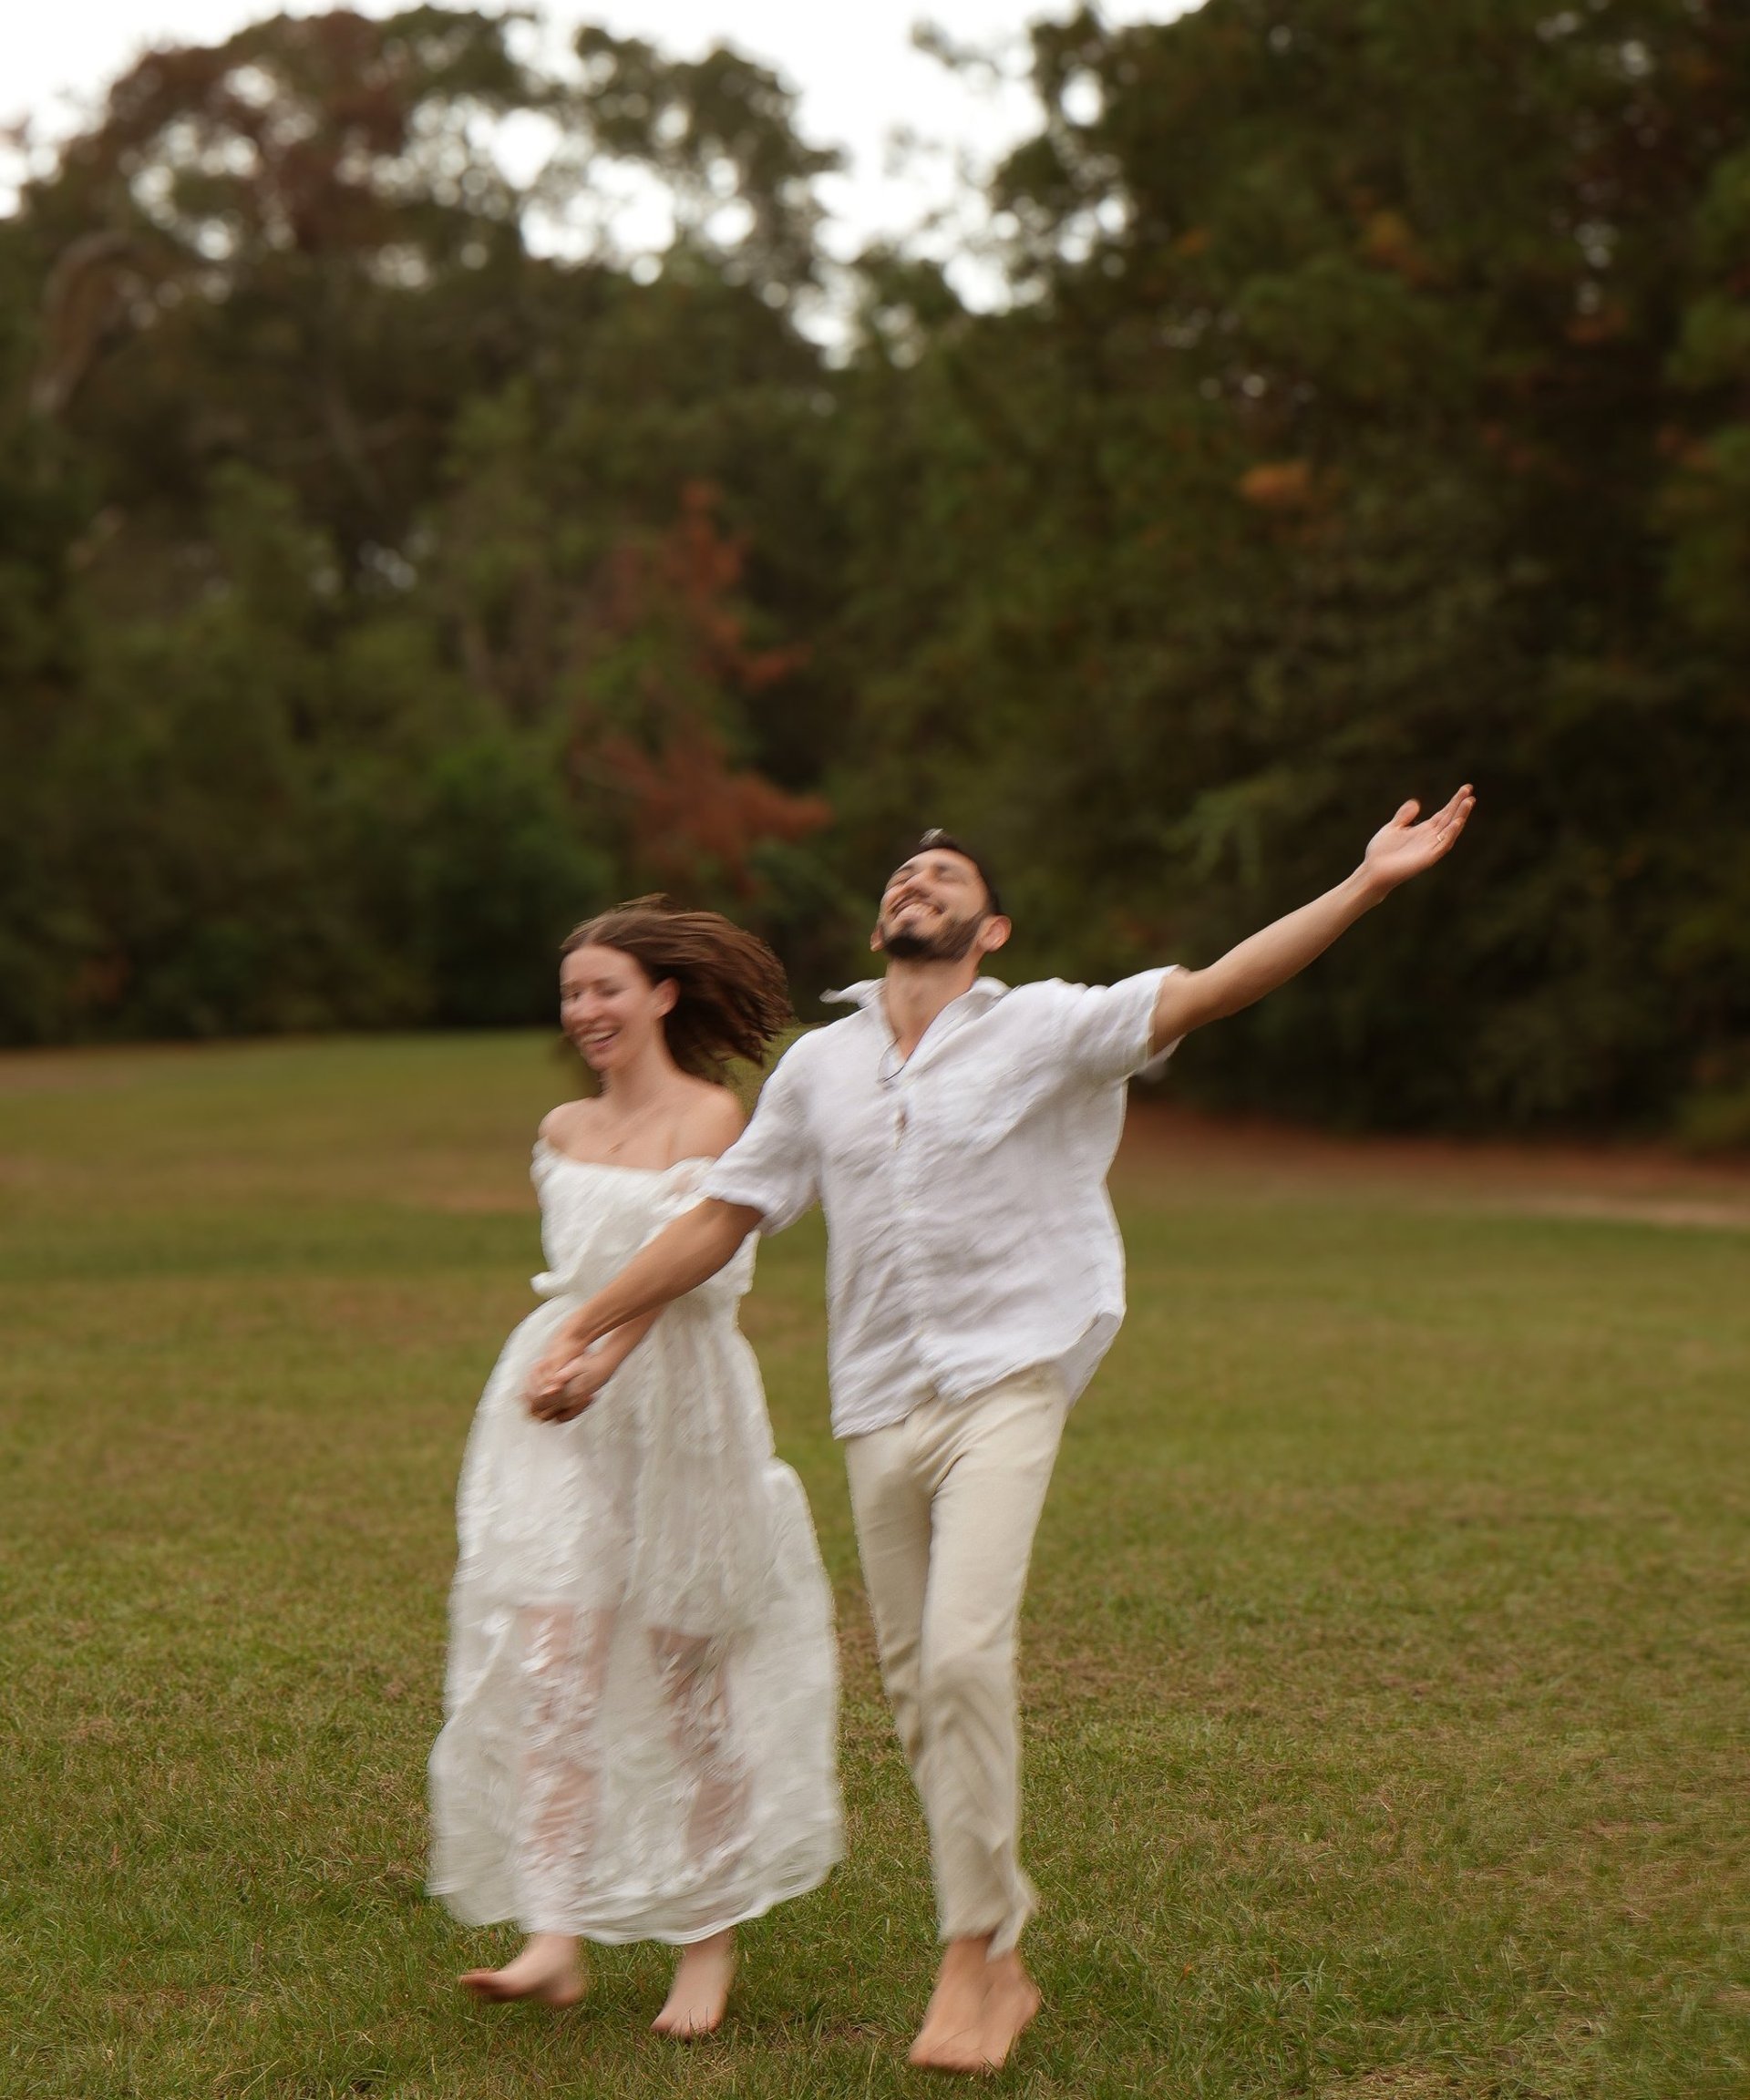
<box><xmin>1</xmin><ymin>1033</ymin><xmax>1745</xmax><ymax>2099</ymax></box>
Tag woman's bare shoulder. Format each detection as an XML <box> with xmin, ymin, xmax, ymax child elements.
<box><xmin>677</xmin><ymin>1078</ymin><xmax>746</xmax><ymax>1158</ymax></box>
<box><xmin>539</xmin><ymin>1099</ymin><xmax>601</xmax><ymax>1150</ymax></box>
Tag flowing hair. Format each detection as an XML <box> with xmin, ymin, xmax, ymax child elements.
<box><xmin>561</xmin><ymin>896</ymin><xmax>794</xmax><ymax>1078</ymax></box>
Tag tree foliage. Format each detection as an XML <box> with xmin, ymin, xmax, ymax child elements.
<box><xmin>1</xmin><ymin>7</ymin><xmax>847</xmax><ymax>1038</ymax></box>
<box><xmin>3</xmin><ymin>2</ymin><xmax>1747</xmax><ymax>1137</ymax></box>
<box><xmin>829</xmin><ymin>0</ymin><xmax>1750</xmax><ymax>1134</ymax></box>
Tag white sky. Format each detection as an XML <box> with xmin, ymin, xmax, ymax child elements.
<box><xmin>2</xmin><ymin>3</ymin><xmax>1201</xmax><ymax>283</ymax></box>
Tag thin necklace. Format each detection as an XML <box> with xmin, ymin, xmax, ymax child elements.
<box><xmin>599</xmin><ymin>1091</ymin><xmax>667</xmax><ymax>1156</ymax></box>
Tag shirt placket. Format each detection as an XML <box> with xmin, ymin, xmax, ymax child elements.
<box><xmin>875</xmin><ymin>997</ymin><xmax>977</xmax><ymax>1404</ymax></box>
<box><xmin>889</xmin><ymin>1065</ymin><xmax>933</xmax><ymax>1393</ymax></box>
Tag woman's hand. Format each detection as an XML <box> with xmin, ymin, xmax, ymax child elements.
<box><xmin>523</xmin><ymin>1337</ymin><xmax>582</xmax><ymax>1409</ymax></box>
<box><xmin>526</xmin><ymin>1306</ymin><xmax>662</xmax><ymax>1422</ymax></box>
<box><xmin>526</xmin><ymin>1343</ymin><xmax>618</xmax><ymax>1423</ymax></box>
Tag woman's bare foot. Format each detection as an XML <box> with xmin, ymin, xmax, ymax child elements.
<box><xmin>652</xmin><ymin>1927</ymin><xmax>736</xmax><ymax>2037</ymax></box>
<box><xmin>459</xmin><ymin>1931</ymin><xmax>586</xmax><ymax>2006</ymax></box>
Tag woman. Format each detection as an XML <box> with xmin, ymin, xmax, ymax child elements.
<box><xmin>428</xmin><ymin>898</ymin><xmax>841</xmax><ymax>2034</ymax></box>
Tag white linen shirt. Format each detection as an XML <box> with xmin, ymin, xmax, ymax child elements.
<box><xmin>696</xmin><ymin>969</ymin><xmax>1179</xmax><ymax>1440</ymax></box>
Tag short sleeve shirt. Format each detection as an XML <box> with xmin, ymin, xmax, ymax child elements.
<box><xmin>697</xmin><ymin>970</ymin><xmax>1179</xmax><ymax>1438</ymax></box>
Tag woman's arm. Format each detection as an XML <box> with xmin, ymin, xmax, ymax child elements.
<box><xmin>526</xmin><ymin>1086</ymin><xmax>752</xmax><ymax>1422</ymax></box>
<box><xmin>525</xmin><ymin>1199</ymin><xmax>762</xmax><ymax>1421</ymax></box>
<box><xmin>524</xmin><ymin>1306</ymin><xmax>659</xmax><ymax>1423</ymax></box>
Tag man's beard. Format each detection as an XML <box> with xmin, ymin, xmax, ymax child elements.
<box><xmin>878</xmin><ymin>910</ymin><xmax>983</xmax><ymax>962</ymax></box>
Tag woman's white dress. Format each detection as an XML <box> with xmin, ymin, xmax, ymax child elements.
<box><xmin>428</xmin><ymin>1143</ymin><xmax>842</xmax><ymax>1943</ymax></box>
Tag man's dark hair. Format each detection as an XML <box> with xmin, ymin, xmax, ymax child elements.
<box><xmin>900</xmin><ymin>829</ymin><xmax>1005</xmax><ymax>919</ymax></box>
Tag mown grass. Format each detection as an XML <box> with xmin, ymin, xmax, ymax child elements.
<box><xmin>1</xmin><ymin>1033</ymin><xmax>1745</xmax><ymax>2099</ymax></box>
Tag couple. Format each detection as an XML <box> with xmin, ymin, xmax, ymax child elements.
<box><xmin>428</xmin><ymin>790</ymin><xmax>1474</xmax><ymax>2073</ymax></box>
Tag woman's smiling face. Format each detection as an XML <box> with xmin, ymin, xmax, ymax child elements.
<box><xmin>560</xmin><ymin>942</ymin><xmax>676</xmax><ymax>1075</ymax></box>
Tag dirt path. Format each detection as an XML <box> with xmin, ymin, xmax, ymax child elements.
<box><xmin>1117</xmin><ymin>1098</ymin><xmax>1750</xmax><ymax>1229</ymax></box>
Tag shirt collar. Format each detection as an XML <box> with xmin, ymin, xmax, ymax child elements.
<box><xmin>822</xmin><ymin>975</ymin><xmax>1010</xmax><ymax>1013</ymax></box>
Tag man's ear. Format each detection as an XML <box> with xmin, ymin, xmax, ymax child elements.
<box><xmin>976</xmin><ymin>915</ymin><xmax>1012</xmax><ymax>957</ymax></box>
<box><xmin>870</xmin><ymin>921</ymin><xmax>885</xmax><ymax>953</ymax></box>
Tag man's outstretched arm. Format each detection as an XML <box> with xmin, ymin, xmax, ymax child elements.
<box><xmin>525</xmin><ymin>1199</ymin><xmax>761</xmax><ymax>1421</ymax></box>
<box><xmin>1150</xmin><ymin>785</ymin><xmax>1475</xmax><ymax>1053</ymax></box>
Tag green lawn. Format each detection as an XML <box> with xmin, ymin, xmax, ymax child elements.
<box><xmin>1</xmin><ymin>1034</ymin><xmax>1744</xmax><ymax>2099</ymax></box>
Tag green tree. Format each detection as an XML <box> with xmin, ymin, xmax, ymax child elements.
<box><xmin>830</xmin><ymin>0</ymin><xmax>1750</xmax><ymax>1132</ymax></box>
<box><xmin>0</xmin><ymin>8</ymin><xmax>851</xmax><ymax>1041</ymax></box>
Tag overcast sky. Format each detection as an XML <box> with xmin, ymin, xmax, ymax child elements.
<box><xmin>4</xmin><ymin>2</ymin><xmax>1201</xmax><ymax>269</ymax></box>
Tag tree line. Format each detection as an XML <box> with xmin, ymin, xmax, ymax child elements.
<box><xmin>3</xmin><ymin>1</ymin><xmax>1747</xmax><ymax>1138</ymax></box>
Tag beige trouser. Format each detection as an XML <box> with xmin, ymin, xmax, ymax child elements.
<box><xmin>842</xmin><ymin>1364</ymin><xmax>1070</xmax><ymax>1957</ymax></box>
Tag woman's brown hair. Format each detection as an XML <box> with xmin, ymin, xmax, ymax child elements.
<box><xmin>561</xmin><ymin>896</ymin><xmax>793</xmax><ymax>1078</ymax></box>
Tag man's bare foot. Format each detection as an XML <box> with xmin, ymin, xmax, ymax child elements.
<box><xmin>908</xmin><ymin>1937</ymin><xmax>997</xmax><ymax>2073</ymax></box>
<box><xmin>976</xmin><ymin>1951</ymin><xmax>1042</xmax><ymax>2072</ymax></box>
<box><xmin>652</xmin><ymin>1927</ymin><xmax>736</xmax><ymax>2037</ymax></box>
<box><xmin>459</xmin><ymin>1931</ymin><xmax>586</xmax><ymax>2006</ymax></box>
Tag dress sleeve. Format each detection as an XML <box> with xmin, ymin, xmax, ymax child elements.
<box><xmin>694</xmin><ymin>1043</ymin><xmax>819</xmax><ymax>1234</ymax></box>
<box><xmin>1055</xmin><ymin>967</ymin><xmax>1184</xmax><ymax>1086</ymax></box>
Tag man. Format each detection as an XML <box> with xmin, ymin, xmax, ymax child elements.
<box><xmin>528</xmin><ymin>786</ymin><xmax>1475</xmax><ymax>2072</ymax></box>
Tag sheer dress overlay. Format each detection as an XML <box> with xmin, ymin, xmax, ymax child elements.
<box><xmin>428</xmin><ymin>1148</ymin><xmax>842</xmax><ymax>1944</ymax></box>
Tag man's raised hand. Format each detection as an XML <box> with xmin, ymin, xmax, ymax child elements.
<box><xmin>1147</xmin><ymin>779</ymin><xmax>1479</xmax><ymax>1049</ymax></box>
<box><xmin>1362</xmin><ymin>784</ymin><xmax>1476</xmax><ymax>894</ymax></box>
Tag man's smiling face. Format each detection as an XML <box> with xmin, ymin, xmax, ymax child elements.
<box><xmin>872</xmin><ymin>847</ymin><xmax>1003</xmax><ymax>962</ymax></box>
